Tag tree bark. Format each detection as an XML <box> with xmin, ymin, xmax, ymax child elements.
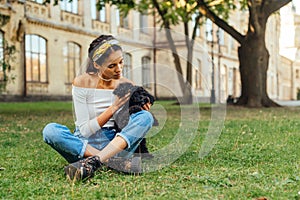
<box><xmin>237</xmin><ymin>35</ymin><xmax>278</xmax><ymax>107</ymax></box>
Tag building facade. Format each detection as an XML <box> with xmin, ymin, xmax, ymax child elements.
<box><xmin>279</xmin><ymin>2</ymin><xmax>300</xmax><ymax>100</ymax></box>
<box><xmin>0</xmin><ymin>0</ymin><xmax>155</xmax><ymax>100</ymax></box>
<box><xmin>0</xmin><ymin>0</ymin><xmax>298</xmax><ymax>102</ymax></box>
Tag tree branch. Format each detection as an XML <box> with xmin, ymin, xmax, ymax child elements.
<box><xmin>152</xmin><ymin>0</ymin><xmax>169</xmax><ymax>28</ymax></box>
<box><xmin>191</xmin><ymin>13</ymin><xmax>202</xmax><ymax>41</ymax></box>
<box><xmin>263</xmin><ymin>0</ymin><xmax>292</xmax><ymax>17</ymax></box>
<box><xmin>196</xmin><ymin>0</ymin><xmax>245</xmax><ymax>44</ymax></box>
<box><xmin>248</xmin><ymin>0</ymin><xmax>262</xmax><ymax>35</ymax></box>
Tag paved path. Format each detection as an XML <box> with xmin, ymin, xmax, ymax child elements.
<box><xmin>275</xmin><ymin>100</ymin><xmax>300</xmax><ymax>107</ymax></box>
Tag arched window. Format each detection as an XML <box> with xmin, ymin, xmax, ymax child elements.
<box><xmin>142</xmin><ymin>56</ymin><xmax>151</xmax><ymax>88</ymax></box>
<box><xmin>63</xmin><ymin>42</ymin><xmax>81</xmax><ymax>84</ymax></box>
<box><xmin>122</xmin><ymin>53</ymin><xmax>132</xmax><ymax>79</ymax></box>
<box><xmin>25</xmin><ymin>34</ymin><xmax>47</xmax><ymax>83</ymax></box>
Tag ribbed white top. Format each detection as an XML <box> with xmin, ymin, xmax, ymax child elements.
<box><xmin>72</xmin><ymin>86</ymin><xmax>115</xmax><ymax>138</ymax></box>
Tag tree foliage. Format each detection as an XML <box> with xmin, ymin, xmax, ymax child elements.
<box><xmin>0</xmin><ymin>14</ymin><xmax>16</xmax><ymax>93</ymax></box>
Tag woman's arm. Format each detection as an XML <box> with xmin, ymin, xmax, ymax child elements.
<box><xmin>72</xmin><ymin>87</ymin><xmax>99</xmax><ymax>138</ymax></box>
<box><xmin>96</xmin><ymin>94</ymin><xmax>130</xmax><ymax>126</ymax></box>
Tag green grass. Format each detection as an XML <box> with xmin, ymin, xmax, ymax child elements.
<box><xmin>1</xmin><ymin>101</ymin><xmax>300</xmax><ymax>199</ymax></box>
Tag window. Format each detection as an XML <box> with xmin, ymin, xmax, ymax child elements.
<box><xmin>91</xmin><ymin>0</ymin><xmax>106</xmax><ymax>22</ymax></box>
<box><xmin>229</xmin><ymin>37</ymin><xmax>234</xmax><ymax>50</ymax></box>
<box><xmin>63</xmin><ymin>42</ymin><xmax>81</xmax><ymax>84</ymax></box>
<box><xmin>60</xmin><ymin>0</ymin><xmax>78</xmax><ymax>14</ymax></box>
<box><xmin>217</xmin><ymin>28</ymin><xmax>224</xmax><ymax>45</ymax></box>
<box><xmin>122</xmin><ymin>53</ymin><xmax>132</xmax><ymax>79</ymax></box>
<box><xmin>25</xmin><ymin>34</ymin><xmax>47</xmax><ymax>83</ymax></box>
<box><xmin>116</xmin><ymin>8</ymin><xmax>129</xmax><ymax>29</ymax></box>
<box><xmin>0</xmin><ymin>31</ymin><xmax>4</xmax><ymax>80</ymax></box>
<box><xmin>195</xmin><ymin>59</ymin><xmax>202</xmax><ymax>89</ymax></box>
<box><xmin>296</xmin><ymin>69</ymin><xmax>299</xmax><ymax>79</ymax></box>
<box><xmin>195</xmin><ymin>69</ymin><xmax>200</xmax><ymax>89</ymax></box>
<box><xmin>30</xmin><ymin>0</ymin><xmax>44</xmax><ymax>4</ymax></box>
<box><xmin>206</xmin><ymin>18</ymin><xmax>213</xmax><ymax>42</ymax></box>
<box><xmin>192</xmin><ymin>13</ymin><xmax>200</xmax><ymax>37</ymax></box>
<box><xmin>140</xmin><ymin>13</ymin><xmax>148</xmax><ymax>33</ymax></box>
<box><xmin>142</xmin><ymin>56</ymin><xmax>151</xmax><ymax>88</ymax></box>
<box><xmin>115</xmin><ymin>9</ymin><xmax>120</xmax><ymax>26</ymax></box>
<box><xmin>121</xmin><ymin>15</ymin><xmax>129</xmax><ymax>29</ymax></box>
<box><xmin>0</xmin><ymin>31</ymin><xmax>3</xmax><ymax>66</ymax></box>
<box><xmin>233</xmin><ymin>68</ymin><xmax>237</xmax><ymax>96</ymax></box>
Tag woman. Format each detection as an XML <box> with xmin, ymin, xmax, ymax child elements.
<box><xmin>42</xmin><ymin>35</ymin><xmax>154</xmax><ymax>181</ymax></box>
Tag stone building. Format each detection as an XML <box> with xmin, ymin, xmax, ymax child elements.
<box><xmin>0</xmin><ymin>0</ymin><xmax>298</xmax><ymax>102</ymax></box>
<box><xmin>279</xmin><ymin>2</ymin><xmax>300</xmax><ymax>100</ymax></box>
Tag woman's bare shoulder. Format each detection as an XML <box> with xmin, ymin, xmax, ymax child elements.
<box><xmin>119</xmin><ymin>77</ymin><xmax>134</xmax><ymax>84</ymax></box>
<box><xmin>73</xmin><ymin>73</ymin><xmax>97</xmax><ymax>88</ymax></box>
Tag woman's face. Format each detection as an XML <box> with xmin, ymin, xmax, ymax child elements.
<box><xmin>97</xmin><ymin>50</ymin><xmax>124</xmax><ymax>80</ymax></box>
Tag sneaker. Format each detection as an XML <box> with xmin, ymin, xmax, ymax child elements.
<box><xmin>140</xmin><ymin>153</ymin><xmax>154</xmax><ymax>159</ymax></box>
<box><xmin>64</xmin><ymin>155</ymin><xmax>102</xmax><ymax>181</ymax></box>
<box><xmin>106</xmin><ymin>156</ymin><xmax>142</xmax><ymax>175</ymax></box>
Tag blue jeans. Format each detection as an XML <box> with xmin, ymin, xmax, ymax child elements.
<box><xmin>42</xmin><ymin>110</ymin><xmax>154</xmax><ymax>163</ymax></box>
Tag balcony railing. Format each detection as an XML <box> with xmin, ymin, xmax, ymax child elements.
<box><xmin>25</xmin><ymin>1</ymin><xmax>49</xmax><ymax>19</ymax></box>
<box><xmin>61</xmin><ymin>11</ymin><xmax>83</xmax><ymax>26</ymax></box>
<box><xmin>92</xmin><ymin>20</ymin><xmax>110</xmax><ymax>33</ymax></box>
<box><xmin>118</xmin><ymin>27</ymin><xmax>132</xmax><ymax>39</ymax></box>
<box><xmin>139</xmin><ymin>32</ymin><xmax>152</xmax><ymax>44</ymax></box>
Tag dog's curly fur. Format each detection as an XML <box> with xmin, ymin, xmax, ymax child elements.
<box><xmin>113</xmin><ymin>82</ymin><xmax>157</xmax><ymax>158</ymax></box>
<box><xmin>113</xmin><ymin>82</ymin><xmax>157</xmax><ymax>130</ymax></box>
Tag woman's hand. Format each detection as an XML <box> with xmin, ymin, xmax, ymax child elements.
<box><xmin>97</xmin><ymin>93</ymin><xmax>130</xmax><ymax>127</ymax></box>
<box><xmin>111</xmin><ymin>93</ymin><xmax>130</xmax><ymax>113</ymax></box>
<box><xmin>142</xmin><ymin>102</ymin><xmax>152</xmax><ymax>111</ymax></box>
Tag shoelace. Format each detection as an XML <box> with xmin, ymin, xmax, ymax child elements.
<box><xmin>83</xmin><ymin>156</ymin><xmax>101</xmax><ymax>173</ymax></box>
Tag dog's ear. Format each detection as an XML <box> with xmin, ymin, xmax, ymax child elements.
<box><xmin>140</xmin><ymin>87</ymin><xmax>155</xmax><ymax>105</ymax></box>
<box><xmin>128</xmin><ymin>87</ymin><xmax>155</xmax><ymax>107</ymax></box>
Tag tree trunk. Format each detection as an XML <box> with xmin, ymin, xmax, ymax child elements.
<box><xmin>234</xmin><ymin>1</ymin><xmax>281</xmax><ymax>108</ymax></box>
<box><xmin>184</xmin><ymin>21</ymin><xmax>194</xmax><ymax>105</ymax></box>
<box><xmin>196</xmin><ymin>0</ymin><xmax>291</xmax><ymax>107</ymax></box>
<box><xmin>164</xmin><ymin>28</ymin><xmax>193</xmax><ymax>104</ymax></box>
<box><xmin>237</xmin><ymin>34</ymin><xmax>279</xmax><ymax>107</ymax></box>
<box><xmin>152</xmin><ymin>0</ymin><xmax>193</xmax><ymax>104</ymax></box>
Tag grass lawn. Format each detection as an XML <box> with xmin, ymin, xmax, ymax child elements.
<box><xmin>0</xmin><ymin>101</ymin><xmax>300</xmax><ymax>199</ymax></box>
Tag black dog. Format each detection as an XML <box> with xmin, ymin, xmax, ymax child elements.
<box><xmin>113</xmin><ymin>82</ymin><xmax>158</xmax><ymax>158</ymax></box>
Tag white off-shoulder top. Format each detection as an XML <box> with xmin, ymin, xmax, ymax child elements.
<box><xmin>72</xmin><ymin>86</ymin><xmax>115</xmax><ymax>138</ymax></box>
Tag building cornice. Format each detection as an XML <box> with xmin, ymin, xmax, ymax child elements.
<box><xmin>25</xmin><ymin>16</ymin><xmax>100</xmax><ymax>37</ymax></box>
